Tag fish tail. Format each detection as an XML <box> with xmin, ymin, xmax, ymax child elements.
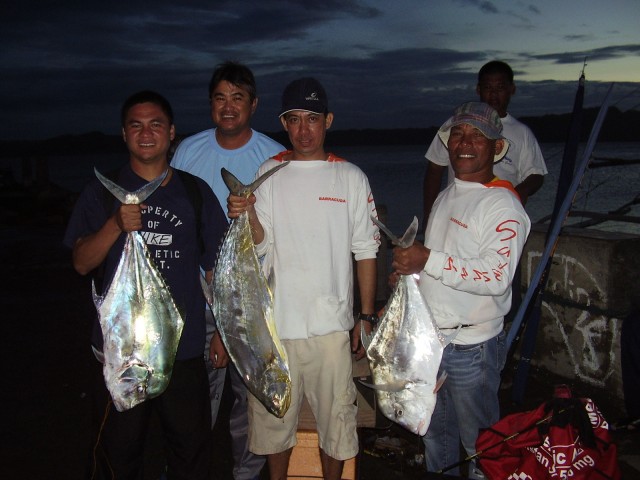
<box><xmin>398</xmin><ymin>216</ymin><xmax>419</xmax><ymax>248</ymax></box>
<box><xmin>94</xmin><ymin>167</ymin><xmax>167</xmax><ymax>205</ymax></box>
<box><xmin>371</xmin><ymin>215</ymin><xmax>419</xmax><ymax>248</ymax></box>
<box><xmin>221</xmin><ymin>162</ymin><xmax>290</xmax><ymax>197</ymax></box>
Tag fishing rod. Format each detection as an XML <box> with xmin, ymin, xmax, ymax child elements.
<box><xmin>436</xmin><ymin>406</ymin><xmax>573</xmax><ymax>475</ymax></box>
<box><xmin>505</xmin><ymin>83</ymin><xmax>615</xmax><ymax>404</ymax></box>
<box><xmin>505</xmin><ymin>66</ymin><xmax>586</xmax><ymax>399</ymax></box>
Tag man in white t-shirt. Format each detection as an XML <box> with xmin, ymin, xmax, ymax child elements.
<box><xmin>227</xmin><ymin>77</ymin><xmax>380</xmax><ymax>480</ymax></box>
<box><xmin>423</xmin><ymin>60</ymin><xmax>547</xmax><ymax>224</ymax></box>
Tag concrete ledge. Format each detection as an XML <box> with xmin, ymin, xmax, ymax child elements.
<box><xmin>517</xmin><ymin>224</ymin><xmax>640</xmax><ymax>404</ymax></box>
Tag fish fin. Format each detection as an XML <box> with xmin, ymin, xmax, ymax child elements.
<box><xmin>199</xmin><ymin>273</ymin><xmax>213</xmax><ymax>308</ymax></box>
<box><xmin>222</xmin><ymin>161</ymin><xmax>290</xmax><ymax>197</ymax></box>
<box><xmin>358</xmin><ymin>378</ymin><xmax>408</xmax><ymax>392</ymax></box>
<box><xmin>94</xmin><ymin>167</ymin><xmax>167</xmax><ymax>205</ymax></box>
<box><xmin>440</xmin><ymin>325</ymin><xmax>461</xmax><ymax>347</ymax></box>
<box><xmin>91</xmin><ymin>279</ymin><xmax>104</xmax><ymax>308</ymax></box>
<box><xmin>266</xmin><ymin>264</ymin><xmax>276</xmax><ymax>292</ymax></box>
<box><xmin>370</xmin><ymin>215</ymin><xmax>419</xmax><ymax>248</ymax></box>
<box><xmin>360</xmin><ymin>321</ymin><xmax>374</xmax><ymax>351</ymax></box>
<box><xmin>434</xmin><ymin>371</ymin><xmax>448</xmax><ymax>393</ymax></box>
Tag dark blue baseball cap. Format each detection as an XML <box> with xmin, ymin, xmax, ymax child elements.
<box><xmin>279</xmin><ymin>77</ymin><xmax>329</xmax><ymax>117</ymax></box>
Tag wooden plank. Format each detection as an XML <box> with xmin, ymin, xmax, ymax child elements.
<box><xmin>288</xmin><ymin>430</ymin><xmax>357</xmax><ymax>479</ymax></box>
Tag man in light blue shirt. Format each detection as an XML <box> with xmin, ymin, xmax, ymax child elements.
<box><xmin>172</xmin><ymin>61</ymin><xmax>284</xmax><ymax>480</ymax></box>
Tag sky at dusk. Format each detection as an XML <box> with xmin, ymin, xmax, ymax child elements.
<box><xmin>1</xmin><ymin>0</ymin><xmax>639</xmax><ymax>141</ymax></box>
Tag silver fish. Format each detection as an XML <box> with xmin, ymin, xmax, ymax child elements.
<box><xmin>204</xmin><ymin>162</ymin><xmax>291</xmax><ymax>418</ymax></box>
<box><xmin>93</xmin><ymin>168</ymin><xmax>184</xmax><ymax>412</ymax></box>
<box><xmin>363</xmin><ymin>216</ymin><xmax>455</xmax><ymax>436</ymax></box>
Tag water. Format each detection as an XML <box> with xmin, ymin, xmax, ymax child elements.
<box><xmin>3</xmin><ymin>142</ymin><xmax>639</xmax><ymax>235</ymax></box>
<box><xmin>342</xmin><ymin>142</ymin><xmax>640</xmax><ymax>236</ymax></box>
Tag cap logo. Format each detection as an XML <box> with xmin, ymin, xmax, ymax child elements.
<box><xmin>279</xmin><ymin>77</ymin><xmax>328</xmax><ymax>117</ymax></box>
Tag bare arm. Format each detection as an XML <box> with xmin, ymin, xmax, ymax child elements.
<box><xmin>356</xmin><ymin>257</ymin><xmax>377</xmax><ymax>315</ymax></box>
<box><xmin>392</xmin><ymin>241</ymin><xmax>431</xmax><ymax>276</ymax></box>
<box><xmin>209</xmin><ymin>330</ymin><xmax>229</xmax><ymax>368</ymax></box>
<box><xmin>423</xmin><ymin>162</ymin><xmax>446</xmax><ymax>228</ymax></box>
<box><xmin>515</xmin><ymin>174</ymin><xmax>544</xmax><ymax>205</ymax></box>
<box><xmin>351</xmin><ymin>257</ymin><xmax>377</xmax><ymax>359</ymax></box>
<box><xmin>71</xmin><ymin>204</ymin><xmax>142</xmax><ymax>275</ymax></box>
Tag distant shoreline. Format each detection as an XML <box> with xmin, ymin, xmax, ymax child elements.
<box><xmin>1</xmin><ymin>106</ymin><xmax>638</xmax><ymax>158</ymax></box>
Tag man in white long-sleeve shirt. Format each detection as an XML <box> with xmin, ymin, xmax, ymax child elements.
<box><xmin>392</xmin><ymin>101</ymin><xmax>531</xmax><ymax>479</ymax></box>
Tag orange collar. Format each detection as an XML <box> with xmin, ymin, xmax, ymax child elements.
<box><xmin>272</xmin><ymin>150</ymin><xmax>346</xmax><ymax>162</ymax></box>
<box><xmin>483</xmin><ymin>177</ymin><xmax>522</xmax><ymax>203</ymax></box>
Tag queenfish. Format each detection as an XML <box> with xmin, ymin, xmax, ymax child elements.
<box><xmin>93</xmin><ymin>168</ymin><xmax>184</xmax><ymax>412</ymax></box>
<box><xmin>362</xmin><ymin>216</ymin><xmax>456</xmax><ymax>436</ymax></box>
<box><xmin>203</xmin><ymin>162</ymin><xmax>291</xmax><ymax>418</ymax></box>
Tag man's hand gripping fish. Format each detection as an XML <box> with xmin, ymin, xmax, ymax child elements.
<box><xmin>362</xmin><ymin>216</ymin><xmax>457</xmax><ymax>436</ymax></box>
<box><xmin>202</xmin><ymin>162</ymin><xmax>291</xmax><ymax>418</ymax></box>
<box><xmin>93</xmin><ymin>168</ymin><xmax>184</xmax><ymax>412</ymax></box>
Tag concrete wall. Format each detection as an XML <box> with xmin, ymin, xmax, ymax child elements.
<box><xmin>517</xmin><ymin>224</ymin><xmax>640</xmax><ymax>404</ymax></box>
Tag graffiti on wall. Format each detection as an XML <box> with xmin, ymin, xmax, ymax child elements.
<box><xmin>525</xmin><ymin>251</ymin><xmax>620</xmax><ymax>388</ymax></box>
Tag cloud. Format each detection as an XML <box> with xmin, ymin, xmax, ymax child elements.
<box><xmin>527</xmin><ymin>44</ymin><xmax>640</xmax><ymax>64</ymax></box>
<box><xmin>564</xmin><ymin>34</ymin><xmax>595</xmax><ymax>42</ymax></box>
<box><xmin>453</xmin><ymin>0</ymin><xmax>499</xmax><ymax>14</ymax></box>
<box><xmin>1</xmin><ymin>1</ymin><xmax>638</xmax><ymax>141</ymax></box>
<box><xmin>528</xmin><ymin>4</ymin><xmax>541</xmax><ymax>15</ymax></box>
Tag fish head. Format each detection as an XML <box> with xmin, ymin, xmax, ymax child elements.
<box><xmin>260</xmin><ymin>364</ymin><xmax>292</xmax><ymax>418</ymax></box>
<box><xmin>110</xmin><ymin>362</ymin><xmax>153</xmax><ymax>411</ymax></box>
<box><xmin>379</xmin><ymin>382</ymin><xmax>436</xmax><ymax>437</ymax></box>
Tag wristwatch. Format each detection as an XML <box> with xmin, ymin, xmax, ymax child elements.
<box><xmin>358</xmin><ymin>313</ymin><xmax>379</xmax><ymax>325</ymax></box>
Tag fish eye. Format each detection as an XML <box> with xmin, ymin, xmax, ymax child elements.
<box><xmin>395</xmin><ymin>407</ymin><xmax>403</xmax><ymax>418</ymax></box>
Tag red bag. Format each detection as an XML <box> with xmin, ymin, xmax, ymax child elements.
<box><xmin>477</xmin><ymin>386</ymin><xmax>620</xmax><ymax>479</ymax></box>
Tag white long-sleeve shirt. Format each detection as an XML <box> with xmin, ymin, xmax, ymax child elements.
<box><xmin>254</xmin><ymin>154</ymin><xmax>380</xmax><ymax>340</ymax></box>
<box><xmin>421</xmin><ymin>178</ymin><xmax>531</xmax><ymax>344</ymax></box>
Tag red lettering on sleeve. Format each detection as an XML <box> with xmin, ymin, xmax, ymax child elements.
<box><xmin>445</xmin><ymin>257</ymin><xmax>458</xmax><ymax>272</ymax></box>
<box><xmin>473</xmin><ymin>270</ymin><xmax>490</xmax><ymax>282</ymax></box>
<box><xmin>492</xmin><ymin>269</ymin><xmax>503</xmax><ymax>282</ymax></box>
<box><xmin>496</xmin><ymin>219</ymin><xmax>520</xmax><ymax>241</ymax></box>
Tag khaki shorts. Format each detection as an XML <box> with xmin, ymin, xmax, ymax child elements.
<box><xmin>248</xmin><ymin>331</ymin><xmax>358</xmax><ymax>460</ymax></box>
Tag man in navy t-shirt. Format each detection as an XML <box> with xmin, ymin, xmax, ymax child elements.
<box><xmin>64</xmin><ymin>90</ymin><xmax>227</xmax><ymax>479</ymax></box>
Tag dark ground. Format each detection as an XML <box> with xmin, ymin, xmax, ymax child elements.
<box><xmin>3</xmin><ymin>223</ymin><xmax>639</xmax><ymax>479</ymax></box>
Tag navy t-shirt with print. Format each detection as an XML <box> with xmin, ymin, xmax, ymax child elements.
<box><xmin>64</xmin><ymin>164</ymin><xmax>227</xmax><ymax>360</ymax></box>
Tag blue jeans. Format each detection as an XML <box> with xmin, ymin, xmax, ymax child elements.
<box><xmin>423</xmin><ymin>331</ymin><xmax>505</xmax><ymax>479</ymax></box>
